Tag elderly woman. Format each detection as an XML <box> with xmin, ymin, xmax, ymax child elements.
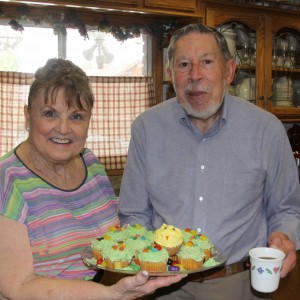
<box><xmin>0</xmin><ymin>58</ymin><xmax>184</xmax><ymax>300</ymax></box>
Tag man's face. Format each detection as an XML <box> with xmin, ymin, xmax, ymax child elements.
<box><xmin>167</xmin><ymin>32</ymin><xmax>235</xmax><ymax>121</ymax></box>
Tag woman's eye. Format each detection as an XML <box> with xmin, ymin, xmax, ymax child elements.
<box><xmin>43</xmin><ymin>110</ymin><xmax>56</xmax><ymax>118</ymax></box>
<box><xmin>71</xmin><ymin>114</ymin><xmax>84</xmax><ymax>121</ymax></box>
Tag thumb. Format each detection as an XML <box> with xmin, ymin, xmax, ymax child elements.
<box><xmin>135</xmin><ymin>270</ymin><xmax>150</xmax><ymax>286</ymax></box>
<box><xmin>269</xmin><ymin>237</ymin><xmax>282</xmax><ymax>249</ymax></box>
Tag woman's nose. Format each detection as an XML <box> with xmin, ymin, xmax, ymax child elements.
<box><xmin>56</xmin><ymin>118</ymin><xmax>71</xmax><ymax>134</ymax></box>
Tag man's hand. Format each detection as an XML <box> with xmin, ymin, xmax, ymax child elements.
<box><xmin>268</xmin><ymin>231</ymin><xmax>297</xmax><ymax>277</ymax></box>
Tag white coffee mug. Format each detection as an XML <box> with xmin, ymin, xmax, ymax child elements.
<box><xmin>249</xmin><ymin>247</ymin><xmax>285</xmax><ymax>293</ymax></box>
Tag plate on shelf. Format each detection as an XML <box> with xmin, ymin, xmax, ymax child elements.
<box><xmin>82</xmin><ymin>246</ymin><xmax>227</xmax><ymax>276</ymax></box>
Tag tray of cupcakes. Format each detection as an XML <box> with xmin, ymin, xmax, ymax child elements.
<box><xmin>82</xmin><ymin>224</ymin><xmax>227</xmax><ymax>276</ymax></box>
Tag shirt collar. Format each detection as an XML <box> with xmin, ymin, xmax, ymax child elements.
<box><xmin>177</xmin><ymin>90</ymin><xmax>230</xmax><ymax>137</ymax></box>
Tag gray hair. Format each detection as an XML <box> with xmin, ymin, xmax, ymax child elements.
<box><xmin>167</xmin><ymin>23</ymin><xmax>232</xmax><ymax>69</ymax></box>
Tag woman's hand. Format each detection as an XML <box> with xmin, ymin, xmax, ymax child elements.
<box><xmin>110</xmin><ymin>270</ymin><xmax>186</xmax><ymax>300</ymax></box>
<box><xmin>268</xmin><ymin>231</ymin><xmax>297</xmax><ymax>278</ymax></box>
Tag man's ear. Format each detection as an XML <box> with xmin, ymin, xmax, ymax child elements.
<box><xmin>167</xmin><ymin>66</ymin><xmax>174</xmax><ymax>82</ymax></box>
<box><xmin>225</xmin><ymin>58</ymin><xmax>237</xmax><ymax>85</ymax></box>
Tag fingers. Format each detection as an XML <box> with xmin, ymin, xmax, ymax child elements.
<box><xmin>268</xmin><ymin>231</ymin><xmax>297</xmax><ymax>278</ymax></box>
<box><xmin>280</xmin><ymin>250</ymin><xmax>297</xmax><ymax>278</ymax></box>
<box><xmin>112</xmin><ymin>271</ymin><xmax>186</xmax><ymax>300</ymax></box>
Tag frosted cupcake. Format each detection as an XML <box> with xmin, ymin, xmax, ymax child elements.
<box><xmin>123</xmin><ymin>223</ymin><xmax>148</xmax><ymax>238</ymax></box>
<box><xmin>177</xmin><ymin>241</ymin><xmax>206</xmax><ymax>270</ymax></box>
<box><xmin>192</xmin><ymin>234</ymin><xmax>214</xmax><ymax>259</ymax></box>
<box><xmin>181</xmin><ymin>228</ymin><xmax>198</xmax><ymax>242</ymax></box>
<box><xmin>102</xmin><ymin>242</ymin><xmax>134</xmax><ymax>269</ymax></box>
<box><xmin>91</xmin><ymin>237</ymin><xmax>115</xmax><ymax>260</ymax></box>
<box><xmin>125</xmin><ymin>234</ymin><xmax>152</xmax><ymax>255</ymax></box>
<box><xmin>138</xmin><ymin>244</ymin><xmax>169</xmax><ymax>272</ymax></box>
<box><xmin>102</xmin><ymin>226</ymin><xmax>125</xmax><ymax>242</ymax></box>
<box><xmin>154</xmin><ymin>224</ymin><xmax>183</xmax><ymax>256</ymax></box>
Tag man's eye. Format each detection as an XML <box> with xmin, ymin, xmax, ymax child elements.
<box><xmin>179</xmin><ymin>62</ymin><xmax>189</xmax><ymax>68</ymax></box>
<box><xmin>203</xmin><ymin>59</ymin><xmax>213</xmax><ymax>65</ymax></box>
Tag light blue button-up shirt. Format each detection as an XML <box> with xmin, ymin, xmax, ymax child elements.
<box><xmin>118</xmin><ymin>91</ymin><xmax>300</xmax><ymax>264</ymax></box>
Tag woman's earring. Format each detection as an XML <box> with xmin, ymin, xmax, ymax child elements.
<box><xmin>26</xmin><ymin>125</ymin><xmax>29</xmax><ymax>132</ymax></box>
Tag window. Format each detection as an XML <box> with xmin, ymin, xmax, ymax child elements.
<box><xmin>0</xmin><ymin>24</ymin><xmax>149</xmax><ymax>76</ymax></box>
<box><xmin>0</xmin><ymin>23</ymin><xmax>153</xmax><ymax>171</ymax></box>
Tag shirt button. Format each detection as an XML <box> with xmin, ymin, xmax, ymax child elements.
<box><xmin>197</xmin><ymin>228</ymin><xmax>202</xmax><ymax>233</ymax></box>
<box><xmin>199</xmin><ymin>196</ymin><xmax>204</xmax><ymax>202</ymax></box>
<box><xmin>201</xmin><ymin>165</ymin><xmax>205</xmax><ymax>171</ymax></box>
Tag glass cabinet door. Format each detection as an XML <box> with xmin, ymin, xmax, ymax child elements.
<box><xmin>266</xmin><ymin>14</ymin><xmax>300</xmax><ymax>120</ymax></box>
<box><xmin>205</xmin><ymin>6</ymin><xmax>265</xmax><ymax>109</ymax></box>
<box><xmin>271</xmin><ymin>28</ymin><xmax>300</xmax><ymax>108</ymax></box>
<box><xmin>217</xmin><ymin>22</ymin><xmax>257</xmax><ymax>105</ymax></box>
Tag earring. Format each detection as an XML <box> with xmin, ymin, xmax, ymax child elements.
<box><xmin>25</xmin><ymin>125</ymin><xmax>29</xmax><ymax>132</ymax></box>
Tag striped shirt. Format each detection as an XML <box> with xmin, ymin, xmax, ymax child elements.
<box><xmin>0</xmin><ymin>147</ymin><xmax>119</xmax><ymax>278</ymax></box>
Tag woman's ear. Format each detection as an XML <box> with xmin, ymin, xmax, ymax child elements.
<box><xmin>24</xmin><ymin>105</ymin><xmax>30</xmax><ymax>131</ymax></box>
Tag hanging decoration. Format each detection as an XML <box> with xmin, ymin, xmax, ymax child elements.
<box><xmin>2</xmin><ymin>4</ymin><xmax>179</xmax><ymax>46</ymax></box>
<box><xmin>8</xmin><ymin>20</ymin><xmax>24</xmax><ymax>33</ymax></box>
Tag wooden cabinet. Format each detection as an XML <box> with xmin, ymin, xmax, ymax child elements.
<box><xmin>13</xmin><ymin>0</ymin><xmax>201</xmax><ymax>16</ymax></box>
<box><xmin>272</xmin><ymin>250</ymin><xmax>300</xmax><ymax>300</ymax></box>
<box><xmin>203</xmin><ymin>2</ymin><xmax>300</xmax><ymax>122</ymax></box>
<box><xmin>144</xmin><ymin>0</ymin><xmax>197</xmax><ymax>13</ymax></box>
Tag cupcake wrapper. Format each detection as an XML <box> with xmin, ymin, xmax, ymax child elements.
<box><xmin>140</xmin><ymin>261</ymin><xmax>167</xmax><ymax>272</ymax></box>
<box><xmin>105</xmin><ymin>258</ymin><xmax>130</xmax><ymax>269</ymax></box>
<box><xmin>92</xmin><ymin>249</ymin><xmax>103</xmax><ymax>260</ymax></box>
<box><xmin>178</xmin><ymin>257</ymin><xmax>203</xmax><ymax>270</ymax></box>
<box><xmin>161</xmin><ymin>243</ymin><xmax>182</xmax><ymax>256</ymax></box>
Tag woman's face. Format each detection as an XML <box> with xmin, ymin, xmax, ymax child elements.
<box><xmin>25</xmin><ymin>88</ymin><xmax>92</xmax><ymax>165</ymax></box>
<box><xmin>167</xmin><ymin>32</ymin><xmax>235</xmax><ymax>120</ymax></box>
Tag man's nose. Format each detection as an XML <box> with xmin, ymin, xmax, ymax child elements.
<box><xmin>189</xmin><ymin>63</ymin><xmax>203</xmax><ymax>81</ymax></box>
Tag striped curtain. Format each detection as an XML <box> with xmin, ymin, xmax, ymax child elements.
<box><xmin>0</xmin><ymin>72</ymin><xmax>155</xmax><ymax>171</ymax></box>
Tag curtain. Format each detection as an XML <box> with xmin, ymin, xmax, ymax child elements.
<box><xmin>0</xmin><ymin>72</ymin><xmax>155</xmax><ymax>171</ymax></box>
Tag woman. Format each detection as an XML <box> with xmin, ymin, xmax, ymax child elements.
<box><xmin>0</xmin><ymin>58</ymin><xmax>184</xmax><ymax>299</ymax></box>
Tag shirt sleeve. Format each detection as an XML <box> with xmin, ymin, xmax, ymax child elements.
<box><xmin>263</xmin><ymin>121</ymin><xmax>300</xmax><ymax>248</ymax></box>
<box><xmin>118</xmin><ymin>117</ymin><xmax>154</xmax><ymax>230</ymax></box>
<box><xmin>0</xmin><ymin>173</ymin><xmax>28</xmax><ymax>223</ymax></box>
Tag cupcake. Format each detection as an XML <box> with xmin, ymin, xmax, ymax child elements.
<box><xmin>123</xmin><ymin>223</ymin><xmax>148</xmax><ymax>238</ymax></box>
<box><xmin>181</xmin><ymin>228</ymin><xmax>198</xmax><ymax>242</ymax></box>
<box><xmin>138</xmin><ymin>244</ymin><xmax>169</xmax><ymax>272</ymax></box>
<box><xmin>124</xmin><ymin>234</ymin><xmax>151</xmax><ymax>255</ymax></box>
<box><xmin>192</xmin><ymin>234</ymin><xmax>214</xmax><ymax>260</ymax></box>
<box><xmin>154</xmin><ymin>224</ymin><xmax>183</xmax><ymax>256</ymax></box>
<box><xmin>91</xmin><ymin>237</ymin><xmax>115</xmax><ymax>260</ymax></box>
<box><xmin>102</xmin><ymin>242</ymin><xmax>135</xmax><ymax>269</ymax></box>
<box><xmin>177</xmin><ymin>241</ymin><xmax>206</xmax><ymax>270</ymax></box>
<box><xmin>102</xmin><ymin>225</ymin><xmax>125</xmax><ymax>242</ymax></box>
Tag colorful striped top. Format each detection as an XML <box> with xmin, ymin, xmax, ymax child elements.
<box><xmin>0</xmin><ymin>147</ymin><xmax>120</xmax><ymax>279</ymax></box>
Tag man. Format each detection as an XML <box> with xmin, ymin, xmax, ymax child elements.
<box><xmin>118</xmin><ymin>24</ymin><xmax>300</xmax><ymax>299</ymax></box>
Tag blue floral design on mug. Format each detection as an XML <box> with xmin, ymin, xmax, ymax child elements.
<box><xmin>257</xmin><ymin>267</ymin><xmax>264</xmax><ymax>274</ymax></box>
<box><xmin>252</xmin><ymin>265</ymin><xmax>282</xmax><ymax>275</ymax></box>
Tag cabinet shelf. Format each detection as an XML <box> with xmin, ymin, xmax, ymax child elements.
<box><xmin>272</xmin><ymin>67</ymin><xmax>300</xmax><ymax>72</ymax></box>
